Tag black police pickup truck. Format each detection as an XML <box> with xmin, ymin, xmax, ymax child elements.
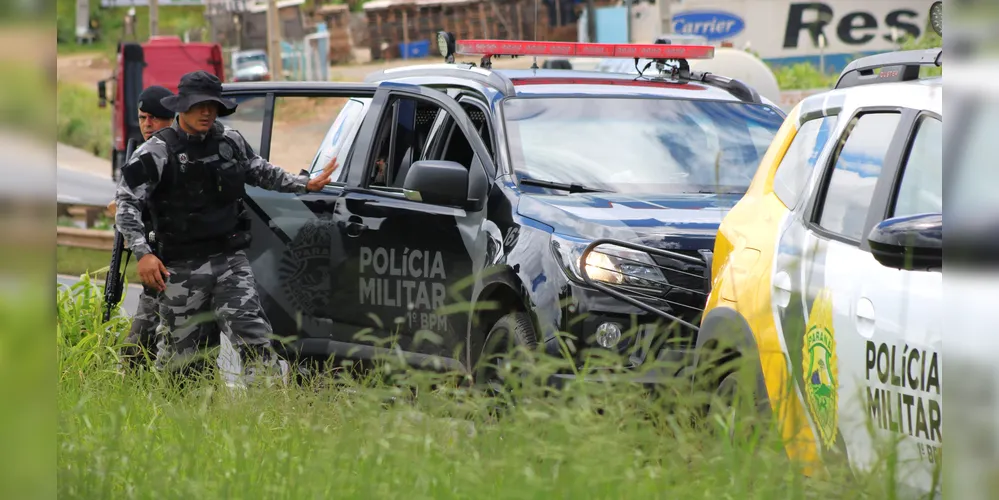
<box><xmin>217</xmin><ymin>34</ymin><xmax>787</xmax><ymax>383</ymax></box>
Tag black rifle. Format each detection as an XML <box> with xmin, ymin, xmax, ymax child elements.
<box><xmin>103</xmin><ymin>138</ymin><xmax>137</xmax><ymax>322</ymax></box>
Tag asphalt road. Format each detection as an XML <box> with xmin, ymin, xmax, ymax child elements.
<box><xmin>57</xmin><ymin>274</ymin><xmax>143</xmax><ymax>317</ymax></box>
<box><xmin>57</xmin><ymin>167</ymin><xmax>116</xmax><ymax>207</ymax></box>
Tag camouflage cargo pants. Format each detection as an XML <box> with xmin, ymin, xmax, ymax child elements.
<box><xmin>154</xmin><ymin>249</ymin><xmax>286</xmax><ymax>387</ymax></box>
<box><xmin>119</xmin><ymin>290</ymin><xmax>158</xmax><ymax>364</ymax></box>
<box><xmin>121</xmin><ymin>289</ymin><xmax>220</xmax><ymax>367</ymax></box>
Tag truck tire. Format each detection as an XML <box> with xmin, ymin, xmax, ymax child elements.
<box><xmin>475</xmin><ymin>311</ymin><xmax>538</xmax><ymax>390</ymax></box>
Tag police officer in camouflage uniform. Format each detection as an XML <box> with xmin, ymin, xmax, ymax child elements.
<box><xmin>114</xmin><ymin>70</ymin><xmax>337</xmax><ymax>385</ymax></box>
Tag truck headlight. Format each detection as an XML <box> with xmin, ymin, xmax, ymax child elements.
<box><xmin>551</xmin><ymin>234</ymin><xmax>667</xmax><ymax>289</ymax></box>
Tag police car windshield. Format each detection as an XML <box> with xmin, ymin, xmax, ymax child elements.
<box><xmin>502</xmin><ymin>96</ymin><xmax>784</xmax><ymax>194</ymax></box>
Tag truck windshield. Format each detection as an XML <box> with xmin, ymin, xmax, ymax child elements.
<box><xmin>502</xmin><ymin>96</ymin><xmax>785</xmax><ymax>194</ymax></box>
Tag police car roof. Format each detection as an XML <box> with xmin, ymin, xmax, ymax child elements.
<box><xmin>223</xmin><ymin>67</ymin><xmax>779</xmax><ymax>107</ymax></box>
<box><xmin>802</xmin><ymin>77</ymin><xmax>942</xmax><ymax>116</ymax></box>
<box><xmin>495</xmin><ymin>68</ymin><xmax>767</xmax><ymax>103</ymax></box>
<box><xmin>369</xmin><ymin>64</ymin><xmax>778</xmax><ymax>106</ymax></box>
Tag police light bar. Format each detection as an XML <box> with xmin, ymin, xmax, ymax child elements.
<box><xmin>452</xmin><ymin>39</ymin><xmax>715</xmax><ymax>60</ymax></box>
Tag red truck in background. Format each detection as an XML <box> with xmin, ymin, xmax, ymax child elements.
<box><xmin>98</xmin><ymin>36</ymin><xmax>225</xmax><ymax>181</ymax></box>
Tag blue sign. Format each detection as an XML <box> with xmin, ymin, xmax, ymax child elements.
<box><xmin>671</xmin><ymin>10</ymin><xmax>746</xmax><ymax>42</ymax></box>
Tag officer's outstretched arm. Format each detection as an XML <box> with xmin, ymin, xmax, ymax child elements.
<box><xmin>226</xmin><ymin>129</ymin><xmax>310</xmax><ymax>194</ymax></box>
<box><xmin>115</xmin><ymin>140</ymin><xmax>166</xmax><ymax>262</ymax></box>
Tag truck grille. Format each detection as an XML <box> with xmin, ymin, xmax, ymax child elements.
<box><xmin>650</xmin><ymin>250</ymin><xmax>710</xmax><ymax>323</ymax></box>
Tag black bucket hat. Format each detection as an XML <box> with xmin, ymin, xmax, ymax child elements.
<box><xmin>161</xmin><ymin>70</ymin><xmax>237</xmax><ymax>117</ymax></box>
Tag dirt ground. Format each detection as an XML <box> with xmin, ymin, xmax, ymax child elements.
<box><xmin>56</xmin><ymin>51</ymin><xmax>536</xmax><ymax>173</ymax></box>
<box><xmin>56</xmin><ymin>52</ymin><xmax>114</xmax><ymax>87</ymax></box>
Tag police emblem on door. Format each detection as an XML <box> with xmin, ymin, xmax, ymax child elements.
<box><xmin>803</xmin><ymin>287</ymin><xmax>838</xmax><ymax>450</ymax></box>
<box><xmin>278</xmin><ymin>217</ymin><xmax>343</xmax><ymax>315</ymax></box>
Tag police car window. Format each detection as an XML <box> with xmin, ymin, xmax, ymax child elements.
<box><xmin>215</xmin><ymin>95</ymin><xmax>266</xmax><ymax>153</ymax></box>
<box><xmin>269</xmin><ymin>96</ymin><xmax>343</xmax><ymax>172</ymax></box>
<box><xmin>892</xmin><ymin>116</ymin><xmax>942</xmax><ymax>218</ymax></box>
<box><xmin>367</xmin><ymin>98</ymin><xmax>449</xmax><ymax>190</ymax></box>
<box><xmin>308</xmin><ymin>98</ymin><xmax>369</xmax><ymax>183</ymax></box>
<box><xmin>460</xmin><ymin>100</ymin><xmax>493</xmax><ymax>158</ymax></box>
<box><xmin>773</xmin><ymin>115</ymin><xmax>838</xmax><ymax>209</ymax></box>
<box><xmin>816</xmin><ymin>112</ymin><xmax>901</xmax><ymax>242</ymax></box>
<box><xmin>501</xmin><ymin>97</ymin><xmax>784</xmax><ymax>194</ymax></box>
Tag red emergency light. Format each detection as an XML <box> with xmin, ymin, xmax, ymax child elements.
<box><xmin>451</xmin><ymin>39</ymin><xmax>715</xmax><ymax>60</ymax></box>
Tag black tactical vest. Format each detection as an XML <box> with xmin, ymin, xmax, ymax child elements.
<box><xmin>145</xmin><ymin>123</ymin><xmax>252</xmax><ymax>263</ymax></box>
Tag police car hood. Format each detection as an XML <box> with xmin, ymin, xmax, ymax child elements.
<box><xmin>518</xmin><ymin>191</ymin><xmax>739</xmax><ymax>250</ymax></box>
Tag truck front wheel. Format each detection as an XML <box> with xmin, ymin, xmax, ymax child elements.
<box><xmin>475</xmin><ymin>311</ymin><xmax>538</xmax><ymax>392</ymax></box>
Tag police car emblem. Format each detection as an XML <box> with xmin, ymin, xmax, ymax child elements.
<box><xmin>803</xmin><ymin>287</ymin><xmax>839</xmax><ymax>450</ymax></box>
<box><xmin>219</xmin><ymin>142</ymin><xmax>233</xmax><ymax>160</ymax></box>
<box><xmin>279</xmin><ymin>218</ymin><xmax>341</xmax><ymax>314</ymax></box>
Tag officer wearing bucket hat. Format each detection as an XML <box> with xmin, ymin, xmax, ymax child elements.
<box><xmin>114</xmin><ymin>70</ymin><xmax>339</xmax><ymax>387</ymax></box>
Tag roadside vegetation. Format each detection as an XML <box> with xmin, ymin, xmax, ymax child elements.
<box><xmin>57</xmin><ymin>246</ymin><xmax>139</xmax><ymax>285</ymax></box>
<box><xmin>57</xmin><ymin>277</ymin><xmax>918</xmax><ymax>498</ymax></box>
<box><xmin>57</xmin><ymin>80</ymin><xmax>111</xmax><ymax>159</ymax></box>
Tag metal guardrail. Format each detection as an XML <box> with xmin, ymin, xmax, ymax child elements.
<box><xmin>57</xmin><ymin>226</ymin><xmax>114</xmax><ymax>251</ymax></box>
<box><xmin>579</xmin><ymin>238</ymin><xmax>712</xmax><ymax>332</ymax></box>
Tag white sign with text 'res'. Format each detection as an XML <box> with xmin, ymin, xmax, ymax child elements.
<box><xmin>669</xmin><ymin>0</ymin><xmax>936</xmax><ymax>71</ymax></box>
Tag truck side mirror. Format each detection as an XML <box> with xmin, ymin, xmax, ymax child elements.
<box><xmin>403</xmin><ymin>160</ymin><xmax>479</xmax><ymax>209</ymax></box>
<box><xmin>98</xmin><ymin>81</ymin><xmax>107</xmax><ymax>108</ymax></box>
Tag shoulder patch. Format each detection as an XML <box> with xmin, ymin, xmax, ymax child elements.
<box><xmin>121</xmin><ymin>152</ymin><xmax>158</xmax><ymax>189</ymax></box>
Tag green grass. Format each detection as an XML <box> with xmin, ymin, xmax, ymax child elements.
<box><xmin>57</xmin><ymin>245</ymin><xmax>140</xmax><ymax>285</ymax></box>
<box><xmin>57</xmin><ymin>80</ymin><xmax>112</xmax><ymax>158</ymax></box>
<box><xmin>55</xmin><ymin>276</ymin><xmax>925</xmax><ymax>498</ymax></box>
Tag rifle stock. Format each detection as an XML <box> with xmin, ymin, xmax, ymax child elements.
<box><xmin>103</xmin><ymin>138</ymin><xmax>137</xmax><ymax>322</ymax></box>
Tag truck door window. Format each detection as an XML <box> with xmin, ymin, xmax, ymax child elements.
<box><xmin>308</xmin><ymin>98</ymin><xmax>368</xmax><ymax>182</ymax></box>
<box><xmin>814</xmin><ymin>112</ymin><xmax>901</xmax><ymax>242</ymax></box>
<box><xmin>367</xmin><ymin>98</ymin><xmax>441</xmax><ymax>189</ymax></box>
<box><xmin>267</xmin><ymin>96</ymin><xmax>351</xmax><ymax>174</ymax></box>
<box><xmin>462</xmin><ymin>101</ymin><xmax>493</xmax><ymax>158</ymax></box>
<box><xmin>366</xmin><ymin>96</ymin><xmax>482</xmax><ymax>196</ymax></box>
<box><xmin>433</xmin><ymin>101</ymin><xmax>491</xmax><ymax>168</ymax></box>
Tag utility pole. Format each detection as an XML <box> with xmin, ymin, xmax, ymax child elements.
<box><xmin>585</xmin><ymin>0</ymin><xmax>596</xmax><ymax>42</ymax></box>
<box><xmin>267</xmin><ymin>0</ymin><xmax>283</xmax><ymax>80</ymax></box>
<box><xmin>149</xmin><ymin>0</ymin><xmax>159</xmax><ymax>37</ymax></box>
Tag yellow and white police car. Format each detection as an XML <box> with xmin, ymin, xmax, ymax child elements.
<box><xmin>709</xmin><ymin>46</ymin><xmax>941</xmax><ymax>485</ymax></box>
<box><xmin>700</xmin><ymin>49</ymin><xmax>942</xmax><ymax>494</ymax></box>
<box><xmin>592</xmin><ymin>14</ymin><xmax>945</xmax><ymax>495</ymax></box>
